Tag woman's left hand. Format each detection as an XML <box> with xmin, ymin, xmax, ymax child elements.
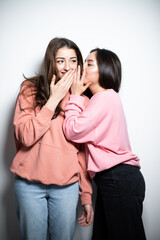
<box><xmin>70</xmin><ymin>65</ymin><xmax>91</xmax><ymax>95</ymax></box>
<box><xmin>78</xmin><ymin>204</ymin><xmax>94</xmax><ymax>227</ymax></box>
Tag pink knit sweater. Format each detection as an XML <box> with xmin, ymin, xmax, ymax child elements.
<box><xmin>63</xmin><ymin>89</ymin><xmax>140</xmax><ymax>178</ymax></box>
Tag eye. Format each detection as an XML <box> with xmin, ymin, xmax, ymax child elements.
<box><xmin>70</xmin><ymin>59</ymin><xmax>77</xmax><ymax>63</ymax></box>
<box><xmin>57</xmin><ymin>60</ymin><xmax>64</xmax><ymax>63</ymax></box>
<box><xmin>87</xmin><ymin>63</ymin><xmax>92</xmax><ymax>66</ymax></box>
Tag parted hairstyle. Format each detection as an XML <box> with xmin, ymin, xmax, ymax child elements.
<box><xmin>21</xmin><ymin>37</ymin><xmax>83</xmax><ymax>118</ymax></box>
<box><xmin>90</xmin><ymin>48</ymin><xmax>121</xmax><ymax>92</ymax></box>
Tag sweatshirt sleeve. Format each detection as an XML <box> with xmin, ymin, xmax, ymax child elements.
<box><xmin>63</xmin><ymin>95</ymin><xmax>96</xmax><ymax>143</ymax></box>
<box><xmin>14</xmin><ymin>85</ymin><xmax>54</xmax><ymax>147</ymax></box>
<box><xmin>77</xmin><ymin>145</ymin><xmax>92</xmax><ymax>205</ymax></box>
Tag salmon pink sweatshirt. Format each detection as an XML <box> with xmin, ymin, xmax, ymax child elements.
<box><xmin>10</xmin><ymin>83</ymin><xmax>92</xmax><ymax>205</ymax></box>
<box><xmin>63</xmin><ymin>89</ymin><xmax>140</xmax><ymax>178</ymax></box>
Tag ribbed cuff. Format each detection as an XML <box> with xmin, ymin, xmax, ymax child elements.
<box><xmin>80</xmin><ymin>194</ymin><xmax>92</xmax><ymax>206</ymax></box>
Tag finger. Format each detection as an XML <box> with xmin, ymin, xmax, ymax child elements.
<box><xmin>79</xmin><ymin>218</ymin><xmax>86</xmax><ymax>224</ymax></box>
<box><xmin>50</xmin><ymin>75</ymin><xmax>56</xmax><ymax>88</ymax></box>
<box><xmin>64</xmin><ymin>71</ymin><xmax>76</xmax><ymax>89</ymax></box>
<box><xmin>62</xmin><ymin>69</ymin><xmax>75</xmax><ymax>82</ymax></box>
<box><xmin>79</xmin><ymin>219</ymin><xmax>90</xmax><ymax>227</ymax></box>
<box><xmin>81</xmin><ymin>67</ymin><xmax>86</xmax><ymax>82</ymax></box>
<box><xmin>87</xmin><ymin>213</ymin><xmax>93</xmax><ymax>226</ymax></box>
<box><xmin>78</xmin><ymin>213</ymin><xmax>92</xmax><ymax>227</ymax></box>
<box><xmin>86</xmin><ymin>211</ymin><xmax>90</xmax><ymax>224</ymax></box>
<box><xmin>79</xmin><ymin>222</ymin><xmax>87</xmax><ymax>227</ymax></box>
<box><xmin>78</xmin><ymin>215</ymin><xmax>85</xmax><ymax>222</ymax></box>
<box><xmin>51</xmin><ymin>75</ymin><xmax>56</xmax><ymax>84</ymax></box>
<box><xmin>85</xmin><ymin>208</ymin><xmax>92</xmax><ymax>224</ymax></box>
<box><xmin>84</xmin><ymin>222</ymin><xmax>91</xmax><ymax>227</ymax></box>
<box><xmin>63</xmin><ymin>71</ymin><xmax>75</xmax><ymax>88</ymax></box>
<box><xmin>88</xmin><ymin>210</ymin><xmax>94</xmax><ymax>225</ymax></box>
<box><xmin>56</xmin><ymin>70</ymin><xmax>74</xmax><ymax>92</ymax></box>
<box><xmin>74</xmin><ymin>68</ymin><xmax>77</xmax><ymax>82</ymax></box>
<box><xmin>77</xmin><ymin>65</ymin><xmax>81</xmax><ymax>82</ymax></box>
<box><xmin>83</xmin><ymin>82</ymin><xmax>91</xmax><ymax>92</ymax></box>
<box><xmin>72</xmin><ymin>71</ymin><xmax>77</xmax><ymax>86</ymax></box>
<box><xmin>78</xmin><ymin>216</ymin><xmax>87</xmax><ymax>225</ymax></box>
<box><xmin>57</xmin><ymin>69</ymin><xmax>72</xmax><ymax>84</ymax></box>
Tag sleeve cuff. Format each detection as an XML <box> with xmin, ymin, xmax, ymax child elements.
<box><xmin>65</xmin><ymin>95</ymin><xmax>86</xmax><ymax>111</ymax></box>
<box><xmin>80</xmin><ymin>194</ymin><xmax>92</xmax><ymax>205</ymax></box>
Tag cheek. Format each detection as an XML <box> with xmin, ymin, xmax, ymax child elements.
<box><xmin>56</xmin><ymin>63</ymin><xmax>65</xmax><ymax>75</ymax></box>
<box><xmin>71</xmin><ymin>63</ymin><xmax>78</xmax><ymax>70</ymax></box>
<box><xmin>56</xmin><ymin>64</ymin><xmax>63</xmax><ymax>72</ymax></box>
<box><xmin>56</xmin><ymin>66</ymin><xmax>63</xmax><ymax>78</ymax></box>
<box><xmin>83</xmin><ymin>70</ymin><xmax>93</xmax><ymax>84</ymax></box>
<box><xmin>86</xmin><ymin>69</ymin><xmax>96</xmax><ymax>78</ymax></box>
<box><xmin>83</xmin><ymin>77</ymin><xmax>90</xmax><ymax>84</ymax></box>
<box><xmin>86</xmin><ymin>69</ymin><xmax>99</xmax><ymax>83</ymax></box>
<box><xmin>55</xmin><ymin>64</ymin><xmax>59</xmax><ymax>73</ymax></box>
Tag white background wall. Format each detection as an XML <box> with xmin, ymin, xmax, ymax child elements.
<box><xmin>0</xmin><ymin>0</ymin><xmax>160</xmax><ymax>239</ymax></box>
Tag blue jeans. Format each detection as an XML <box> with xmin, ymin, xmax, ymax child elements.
<box><xmin>14</xmin><ymin>176</ymin><xmax>79</xmax><ymax>240</ymax></box>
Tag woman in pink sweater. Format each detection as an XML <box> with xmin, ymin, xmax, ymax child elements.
<box><xmin>10</xmin><ymin>38</ymin><xmax>93</xmax><ymax>240</ymax></box>
<box><xmin>63</xmin><ymin>48</ymin><xmax>146</xmax><ymax>239</ymax></box>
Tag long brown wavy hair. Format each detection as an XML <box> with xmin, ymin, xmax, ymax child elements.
<box><xmin>21</xmin><ymin>37</ymin><xmax>84</xmax><ymax>118</ymax></box>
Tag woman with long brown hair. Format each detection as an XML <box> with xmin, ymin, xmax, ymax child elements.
<box><xmin>10</xmin><ymin>38</ymin><xmax>93</xmax><ymax>240</ymax></box>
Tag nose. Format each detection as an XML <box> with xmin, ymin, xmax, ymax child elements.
<box><xmin>83</xmin><ymin>63</ymin><xmax>87</xmax><ymax>73</ymax></box>
<box><xmin>82</xmin><ymin>66</ymin><xmax>87</xmax><ymax>79</ymax></box>
<box><xmin>64</xmin><ymin>61</ymin><xmax>70</xmax><ymax>71</ymax></box>
<box><xmin>83</xmin><ymin>61</ymin><xmax>87</xmax><ymax>69</ymax></box>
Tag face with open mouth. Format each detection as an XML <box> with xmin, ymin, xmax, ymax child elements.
<box><xmin>55</xmin><ymin>47</ymin><xmax>78</xmax><ymax>79</ymax></box>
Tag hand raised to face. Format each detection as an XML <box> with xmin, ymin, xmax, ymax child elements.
<box><xmin>70</xmin><ymin>65</ymin><xmax>91</xmax><ymax>96</ymax></box>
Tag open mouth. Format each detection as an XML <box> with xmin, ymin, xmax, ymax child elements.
<box><xmin>61</xmin><ymin>71</ymin><xmax>68</xmax><ymax>75</ymax></box>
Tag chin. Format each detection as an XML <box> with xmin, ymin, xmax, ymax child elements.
<box><xmin>83</xmin><ymin>79</ymin><xmax>89</xmax><ymax>84</ymax></box>
<box><xmin>59</xmin><ymin>74</ymin><xmax>64</xmax><ymax>78</ymax></box>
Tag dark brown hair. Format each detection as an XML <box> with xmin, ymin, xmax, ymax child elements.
<box><xmin>90</xmin><ymin>48</ymin><xmax>121</xmax><ymax>92</ymax></box>
<box><xmin>21</xmin><ymin>37</ymin><xmax>83</xmax><ymax>118</ymax></box>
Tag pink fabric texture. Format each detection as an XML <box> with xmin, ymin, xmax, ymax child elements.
<box><xmin>64</xmin><ymin>89</ymin><xmax>140</xmax><ymax>178</ymax></box>
<box><xmin>10</xmin><ymin>84</ymin><xmax>92</xmax><ymax>205</ymax></box>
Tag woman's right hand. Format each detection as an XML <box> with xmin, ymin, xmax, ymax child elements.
<box><xmin>45</xmin><ymin>69</ymin><xmax>75</xmax><ymax>112</ymax></box>
<box><xmin>70</xmin><ymin>65</ymin><xmax>91</xmax><ymax>96</ymax></box>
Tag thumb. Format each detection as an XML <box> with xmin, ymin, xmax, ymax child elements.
<box><xmin>51</xmin><ymin>75</ymin><xmax>56</xmax><ymax>85</ymax></box>
<box><xmin>83</xmin><ymin>82</ymin><xmax>91</xmax><ymax>91</ymax></box>
<box><xmin>86</xmin><ymin>209</ymin><xmax>91</xmax><ymax>223</ymax></box>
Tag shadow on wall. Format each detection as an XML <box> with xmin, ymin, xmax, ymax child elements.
<box><xmin>2</xmin><ymin>102</ymin><xmax>20</xmax><ymax>240</ymax></box>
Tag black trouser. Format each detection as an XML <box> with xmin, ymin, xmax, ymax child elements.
<box><xmin>92</xmin><ymin>164</ymin><xmax>146</xmax><ymax>240</ymax></box>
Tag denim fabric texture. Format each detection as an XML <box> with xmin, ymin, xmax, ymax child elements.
<box><xmin>14</xmin><ymin>176</ymin><xmax>79</xmax><ymax>240</ymax></box>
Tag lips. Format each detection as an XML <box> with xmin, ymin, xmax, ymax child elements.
<box><xmin>61</xmin><ymin>71</ymin><xmax>67</xmax><ymax>75</ymax></box>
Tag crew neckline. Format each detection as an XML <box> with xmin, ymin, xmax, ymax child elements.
<box><xmin>92</xmin><ymin>89</ymin><xmax>113</xmax><ymax>97</ymax></box>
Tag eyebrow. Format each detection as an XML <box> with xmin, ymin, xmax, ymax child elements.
<box><xmin>56</xmin><ymin>57</ymin><xmax>77</xmax><ymax>59</ymax></box>
<box><xmin>85</xmin><ymin>59</ymin><xmax>94</xmax><ymax>62</ymax></box>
